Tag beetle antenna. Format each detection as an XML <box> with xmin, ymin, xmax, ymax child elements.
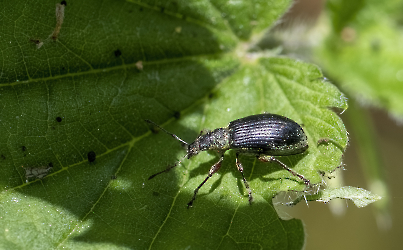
<box><xmin>148</xmin><ymin>154</ymin><xmax>189</xmax><ymax>180</ymax></box>
<box><xmin>145</xmin><ymin>119</ymin><xmax>189</xmax><ymax>145</ymax></box>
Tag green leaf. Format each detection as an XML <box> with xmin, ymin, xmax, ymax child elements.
<box><xmin>317</xmin><ymin>0</ymin><xmax>403</xmax><ymax>118</ymax></box>
<box><xmin>313</xmin><ymin>186</ymin><xmax>382</xmax><ymax>208</ymax></box>
<box><xmin>0</xmin><ymin>0</ymin><xmax>351</xmax><ymax>249</ymax></box>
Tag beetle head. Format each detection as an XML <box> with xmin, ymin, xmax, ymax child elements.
<box><xmin>187</xmin><ymin>139</ymin><xmax>202</xmax><ymax>158</ymax></box>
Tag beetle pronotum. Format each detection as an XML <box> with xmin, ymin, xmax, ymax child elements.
<box><xmin>147</xmin><ymin>114</ymin><xmax>311</xmax><ymax>207</ymax></box>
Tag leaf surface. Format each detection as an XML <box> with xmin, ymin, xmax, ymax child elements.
<box><xmin>0</xmin><ymin>0</ymin><xmax>349</xmax><ymax>249</ymax></box>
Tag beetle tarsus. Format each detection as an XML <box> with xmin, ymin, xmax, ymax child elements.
<box><xmin>236</xmin><ymin>153</ymin><xmax>253</xmax><ymax>204</ymax></box>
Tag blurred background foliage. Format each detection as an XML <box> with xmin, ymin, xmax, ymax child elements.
<box><xmin>265</xmin><ymin>0</ymin><xmax>403</xmax><ymax>249</ymax></box>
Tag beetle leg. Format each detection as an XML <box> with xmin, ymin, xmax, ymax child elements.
<box><xmin>187</xmin><ymin>155</ymin><xmax>224</xmax><ymax>208</ymax></box>
<box><xmin>259</xmin><ymin>156</ymin><xmax>311</xmax><ymax>186</ymax></box>
<box><xmin>235</xmin><ymin>153</ymin><xmax>253</xmax><ymax>204</ymax></box>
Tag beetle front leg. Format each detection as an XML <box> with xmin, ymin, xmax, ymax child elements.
<box><xmin>236</xmin><ymin>153</ymin><xmax>253</xmax><ymax>204</ymax></box>
<box><xmin>259</xmin><ymin>156</ymin><xmax>311</xmax><ymax>186</ymax></box>
<box><xmin>187</xmin><ymin>155</ymin><xmax>224</xmax><ymax>208</ymax></box>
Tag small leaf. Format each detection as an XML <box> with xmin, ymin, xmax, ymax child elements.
<box><xmin>315</xmin><ymin>186</ymin><xmax>382</xmax><ymax>208</ymax></box>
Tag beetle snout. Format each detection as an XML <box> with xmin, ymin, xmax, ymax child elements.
<box><xmin>187</xmin><ymin>142</ymin><xmax>200</xmax><ymax>158</ymax></box>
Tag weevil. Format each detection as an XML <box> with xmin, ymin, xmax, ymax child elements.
<box><xmin>146</xmin><ymin>114</ymin><xmax>310</xmax><ymax>207</ymax></box>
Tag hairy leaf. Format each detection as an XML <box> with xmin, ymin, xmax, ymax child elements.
<box><xmin>0</xmin><ymin>0</ymin><xmax>351</xmax><ymax>249</ymax></box>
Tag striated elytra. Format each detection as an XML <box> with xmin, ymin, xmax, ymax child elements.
<box><xmin>146</xmin><ymin>114</ymin><xmax>310</xmax><ymax>208</ymax></box>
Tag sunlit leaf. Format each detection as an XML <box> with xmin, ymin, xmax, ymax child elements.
<box><xmin>0</xmin><ymin>0</ymin><xmax>351</xmax><ymax>249</ymax></box>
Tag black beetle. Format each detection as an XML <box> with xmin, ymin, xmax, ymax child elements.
<box><xmin>146</xmin><ymin>114</ymin><xmax>310</xmax><ymax>207</ymax></box>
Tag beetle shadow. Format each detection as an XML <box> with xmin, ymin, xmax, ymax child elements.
<box><xmin>184</xmin><ymin>151</ymin><xmax>253</xmax><ymax>200</ymax></box>
<box><xmin>186</xmin><ymin>148</ymin><xmax>268</xmax><ymax>199</ymax></box>
<box><xmin>254</xmin><ymin>153</ymin><xmax>310</xmax><ymax>185</ymax></box>
<box><xmin>184</xmin><ymin>149</ymin><xmax>312</xmax><ymax>203</ymax></box>
<box><xmin>186</xmin><ymin>154</ymin><xmax>227</xmax><ymax>198</ymax></box>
